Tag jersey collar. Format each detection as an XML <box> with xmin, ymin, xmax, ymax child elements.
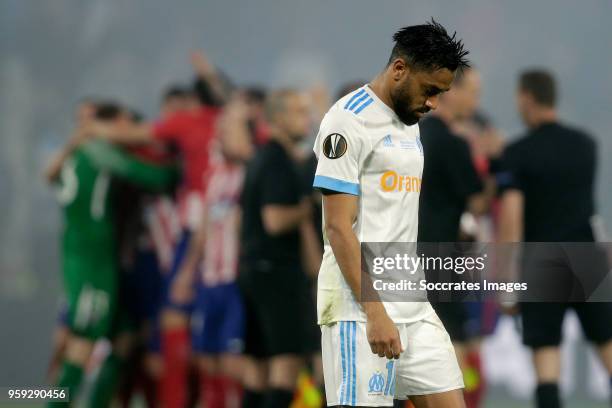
<box><xmin>365</xmin><ymin>84</ymin><xmax>401</xmax><ymax>122</ymax></box>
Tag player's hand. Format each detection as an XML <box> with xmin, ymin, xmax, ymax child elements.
<box><xmin>365</xmin><ymin>306</ymin><xmax>403</xmax><ymax>359</ymax></box>
<box><xmin>170</xmin><ymin>267</ymin><xmax>195</xmax><ymax>305</ymax></box>
<box><xmin>190</xmin><ymin>50</ymin><xmax>216</xmax><ymax>78</ymax></box>
<box><xmin>299</xmin><ymin>197</ymin><xmax>313</xmax><ymax>221</ymax></box>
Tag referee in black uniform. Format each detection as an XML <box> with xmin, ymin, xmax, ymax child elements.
<box><xmin>238</xmin><ymin>89</ymin><xmax>316</xmax><ymax>408</ymax></box>
<box><xmin>498</xmin><ymin>69</ymin><xmax>612</xmax><ymax>408</ymax></box>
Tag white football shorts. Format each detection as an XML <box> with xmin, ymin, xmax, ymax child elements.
<box><xmin>321</xmin><ymin>312</ymin><xmax>464</xmax><ymax>406</ymax></box>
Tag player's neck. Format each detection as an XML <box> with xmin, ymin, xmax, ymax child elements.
<box><xmin>527</xmin><ymin>108</ymin><xmax>557</xmax><ymax>129</ymax></box>
<box><xmin>368</xmin><ymin>75</ymin><xmax>394</xmax><ymax>111</ymax></box>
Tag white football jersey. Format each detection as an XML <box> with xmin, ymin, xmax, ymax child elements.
<box><xmin>313</xmin><ymin>85</ymin><xmax>433</xmax><ymax>324</ymax></box>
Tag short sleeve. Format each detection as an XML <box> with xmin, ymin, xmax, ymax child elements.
<box><xmin>312</xmin><ymin>110</ymin><xmax>369</xmax><ymax>196</ymax></box>
<box><xmin>497</xmin><ymin>142</ymin><xmax>524</xmax><ymax>193</ymax></box>
<box><xmin>444</xmin><ymin>137</ymin><xmax>483</xmax><ymax>198</ymax></box>
<box><xmin>152</xmin><ymin>112</ymin><xmax>190</xmax><ymax>143</ymax></box>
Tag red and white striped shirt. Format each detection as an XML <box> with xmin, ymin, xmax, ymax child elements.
<box><xmin>200</xmin><ymin>159</ymin><xmax>244</xmax><ymax>286</ymax></box>
<box><xmin>144</xmin><ymin>195</ymin><xmax>181</xmax><ymax>272</ymax></box>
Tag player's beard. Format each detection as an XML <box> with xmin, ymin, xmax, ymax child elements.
<box><xmin>390</xmin><ymin>82</ymin><xmax>424</xmax><ymax>126</ymax></box>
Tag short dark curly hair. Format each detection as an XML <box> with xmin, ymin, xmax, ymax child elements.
<box><xmin>519</xmin><ymin>69</ymin><xmax>556</xmax><ymax>107</ymax></box>
<box><xmin>388</xmin><ymin>18</ymin><xmax>470</xmax><ymax>72</ymax></box>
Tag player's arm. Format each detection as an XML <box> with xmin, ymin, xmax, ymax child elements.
<box><xmin>495</xmin><ymin>145</ymin><xmax>525</xmax><ymax>310</ymax></box>
<box><xmin>497</xmin><ymin>144</ymin><xmax>525</xmax><ymax>244</ymax></box>
<box><xmin>323</xmin><ymin>193</ymin><xmax>402</xmax><ymax>359</ymax></box>
<box><xmin>45</xmin><ymin>145</ymin><xmax>74</xmax><ymax>184</ymax></box>
<box><xmin>191</xmin><ymin>50</ymin><xmax>230</xmax><ymax>105</ymax></box>
<box><xmin>180</xmin><ymin>212</ymin><xmax>208</xmax><ymax>272</ymax></box>
<box><xmin>466</xmin><ymin>177</ymin><xmax>496</xmax><ymax>215</ymax></box>
<box><xmin>314</xmin><ymin>110</ymin><xmax>401</xmax><ymax>359</ymax></box>
<box><xmin>447</xmin><ymin>137</ymin><xmax>489</xmax><ymax>215</ymax></box>
<box><xmin>44</xmin><ymin>129</ymin><xmax>87</xmax><ymax>183</ymax></box>
<box><xmin>471</xmin><ymin>125</ymin><xmax>506</xmax><ymax>215</ymax></box>
<box><xmin>85</xmin><ymin>121</ymin><xmax>153</xmax><ymax>145</ymax></box>
<box><xmin>259</xmin><ymin>148</ymin><xmax>312</xmax><ymax>235</ymax></box>
<box><xmin>496</xmin><ymin>189</ymin><xmax>523</xmax><ymax>311</ymax></box>
<box><xmin>170</xmin><ymin>204</ymin><xmax>209</xmax><ymax>303</ymax></box>
<box><xmin>262</xmin><ymin>199</ymin><xmax>310</xmax><ymax>236</ymax></box>
<box><xmin>321</xmin><ymin>193</ymin><xmax>361</xmax><ymax>295</ymax></box>
<box><xmin>498</xmin><ymin>189</ymin><xmax>524</xmax><ymax>243</ymax></box>
<box><xmin>300</xmin><ymin>217</ymin><xmax>322</xmax><ymax>278</ymax></box>
<box><xmin>81</xmin><ymin>140</ymin><xmax>178</xmax><ymax>191</ymax></box>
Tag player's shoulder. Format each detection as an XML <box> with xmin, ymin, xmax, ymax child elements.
<box><xmin>320</xmin><ymin>87</ymin><xmax>375</xmax><ymax>136</ymax></box>
<box><xmin>503</xmin><ymin>136</ymin><xmax>527</xmax><ymax>158</ymax></box>
<box><xmin>336</xmin><ymin>86</ymin><xmax>376</xmax><ymax>116</ymax></box>
<box><xmin>557</xmin><ymin>122</ymin><xmax>596</xmax><ymax>147</ymax></box>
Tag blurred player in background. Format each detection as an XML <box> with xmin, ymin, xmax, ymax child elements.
<box><xmin>419</xmin><ymin>67</ymin><xmax>488</xmax><ymax>243</ymax></box>
<box><xmin>313</xmin><ymin>20</ymin><xmax>469</xmax><ymax>407</ymax></box>
<box><xmin>45</xmin><ymin>103</ymin><xmax>178</xmax><ymax>408</ymax></box>
<box><xmin>83</xmin><ymin>50</ymin><xmax>229</xmax><ymax>408</ymax></box>
<box><xmin>243</xmin><ymin>86</ymin><xmax>271</xmax><ymax>146</ymax></box>
<box><xmin>498</xmin><ymin>69</ymin><xmax>612</xmax><ymax>408</ymax></box>
<box><xmin>160</xmin><ymin>86</ymin><xmax>190</xmax><ymax>117</ymax></box>
<box><xmin>453</xmin><ymin>111</ymin><xmax>504</xmax><ymax>408</ymax></box>
<box><xmin>417</xmin><ymin>66</ymin><xmax>490</xmax><ymax>408</ymax></box>
<box><xmin>46</xmin><ymin>98</ymin><xmax>100</xmax><ymax>383</ymax></box>
<box><xmin>112</xmin><ymin>97</ymin><xmax>184</xmax><ymax>408</ymax></box>
<box><xmin>294</xmin><ymin>84</ymin><xmax>339</xmax><ymax>407</ymax></box>
<box><xmin>170</xmin><ymin>94</ymin><xmax>253</xmax><ymax>408</ymax></box>
<box><xmin>89</xmin><ymin>107</ymin><xmax>177</xmax><ymax>408</ymax></box>
<box><xmin>238</xmin><ymin>89</ymin><xmax>317</xmax><ymax>408</ymax></box>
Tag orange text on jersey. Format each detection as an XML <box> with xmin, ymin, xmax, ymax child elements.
<box><xmin>380</xmin><ymin>170</ymin><xmax>421</xmax><ymax>193</ymax></box>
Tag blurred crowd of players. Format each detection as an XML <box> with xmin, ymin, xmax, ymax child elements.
<box><xmin>43</xmin><ymin>50</ymin><xmax>610</xmax><ymax>408</ymax></box>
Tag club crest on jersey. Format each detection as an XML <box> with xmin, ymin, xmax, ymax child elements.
<box><xmin>322</xmin><ymin>133</ymin><xmax>347</xmax><ymax>159</ymax></box>
<box><xmin>368</xmin><ymin>371</ymin><xmax>385</xmax><ymax>394</ymax></box>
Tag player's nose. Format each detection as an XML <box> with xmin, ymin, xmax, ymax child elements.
<box><xmin>425</xmin><ymin>95</ymin><xmax>439</xmax><ymax>111</ymax></box>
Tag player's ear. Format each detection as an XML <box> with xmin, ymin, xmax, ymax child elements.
<box><xmin>391</xmin><ymin>58</ymin><xmax>408</xmax><ymax>81</ymax></box>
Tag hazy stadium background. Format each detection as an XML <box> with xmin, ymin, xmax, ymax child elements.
<box><xmin>0</xmin><ymin>1</ymin><xmax>610</xmax><ymax>406</ymax></box>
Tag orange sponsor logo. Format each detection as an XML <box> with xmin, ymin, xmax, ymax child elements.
<box><xmin>380</xmin><ymin>170</ymin><xmax>421</xmax><ymax>193</ymax></box>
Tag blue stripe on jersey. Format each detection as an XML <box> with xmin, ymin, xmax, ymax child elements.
<box><xmin>384</xmin><ymin>360</ymin><xmax>393</xmax><ymax>396</ymax></box>
<box><xmin>344</xmin><ymin>89</ymin><xmax>365</xmax><ymax>110</ymax></box>
<box><xmin>348</xmin><ymin>92</ymin><xmax>370</xmax><ymax>111</ymax></box>
<box><xmin>345</xmin><ymin>322</ymin><xmax>351</xmax><ymax>404</ymax></box>
<box><xmin>340</xmin><ymin>322</ymin><xmax>347</xmax><ymax>404</ymax></box>
<box><xmin>354</xmin><ymin>97</ymin><xmax>374</xmax><ymax>114</ymax></box>
<box><xmin>313</xmin><ymin>175</ymin><xmax>359</xmax><ymax>195</ymax></box>
<box><xmin>351</xmin><ymin>322</ymin><xmax>357</xmax><ymax>406</ymax></box>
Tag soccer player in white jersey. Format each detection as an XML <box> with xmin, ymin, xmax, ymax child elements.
<box><xmin>313</xmin><ymin>20</ymin><xmax>470</xmax><ymax>407</ymax></box>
